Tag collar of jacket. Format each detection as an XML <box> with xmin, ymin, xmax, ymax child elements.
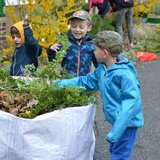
<box><xmin>99</xmin><ymin>56</ymin><xmax>138</xmax><ymax>78</ymax></box>
<box><xmin>69</xmin><ymin>34</ymin><xmax>93</xmax><ymax>43</ymax></box>
<box><xmin>99</xmin><ymin>56</ymin><xmax>135</xmax><ymax>72</ymax></box>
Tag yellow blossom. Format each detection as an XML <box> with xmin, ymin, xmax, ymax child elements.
<box><xmin>1</xmin><ymin>0</ymin><xmax>84</xmax><ymax>62</ymax></box>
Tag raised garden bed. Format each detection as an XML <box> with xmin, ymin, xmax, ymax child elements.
<box><xmin>147</xmin><ymin>14</ymin><xmax>160</xmax><ymax>24</ymax></box>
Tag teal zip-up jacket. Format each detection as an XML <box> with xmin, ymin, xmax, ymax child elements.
<box><xmin>54</xmin><ymin>56</ymin><xmax>144</xmax><ymax>143</ymax></box>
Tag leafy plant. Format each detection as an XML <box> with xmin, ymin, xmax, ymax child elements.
<box><xmin>120</xmin><ymin>50</ymin><xmax>138</xmax><ymax>63</ymax></box>
<box><xmin>0</xmin><ymin>33</ymin><xmax>98</xmax><ymax>118</ymax></box>
<box><xmin>134</xmin><ymin>26</ymin><xmax>160</xmax><ymax>54</ymax></box>
<box><xmin>22</xmin><ymin>83</ymin><xmax>97</xmax><ymax>119</ymax></box>
<box><xmin>0</xmin><ymin>66</ymin><xmax>98</xmax><ymax>119</ymax></box>
<box><xmin>34</xmin><ymin>33</ymin><xmax>70</xmax><ymax>80</ymax></box>
<box><xmin>89</xmin><ymin>14</ymin><xmax>116</xmax><ymax>38</ymax></box>
<box><xmin>0</xmin><ymin>0</ymin><xmax>100</xmax><ymax>119</ymax></box>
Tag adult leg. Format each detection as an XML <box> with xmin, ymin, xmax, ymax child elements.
<box><xmin>116</xmin><ymin>9</ymin><xmax>126</xmax><ymax>40</ymax></box>
<box><xmin>109</xmin><ymin>127</ymin><xmax>138</xmax><ymax>160</ymax></box>
<box><xmin>125</xmin><ymin>7</ymin><xmax>134</xmax><ymax>45</ymax></box>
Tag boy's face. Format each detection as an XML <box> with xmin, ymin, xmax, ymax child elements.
<box><xmin>11</xmin><ymin>34</ymin><xmax>22</xmax><ymax>48</ymax></box>
<box><xmin>70</xmin><ymin>18</ymin><xmax>92</xmax><ymax>40</ymax></box>
<box><xmin>94</xmin><ymin>45</ymin><xmax>108</xmax><ymax>63</ymax></box>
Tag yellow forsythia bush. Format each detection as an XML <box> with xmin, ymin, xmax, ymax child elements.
<box><xmin>134</xmin><ymin>0</ymin><xmax>159</xmax><ymax>18</ymax></box>
<box><xmin>1</xmin><ymin>0</ymin><xmax>83</xmax><ymax>63</ymax></box>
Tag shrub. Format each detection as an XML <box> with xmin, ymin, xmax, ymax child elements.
<box><xmin>89</xmin><ymin>14</ymin><xmax>116</xmax><ymax>38</ymax></box>
<box><xmin>1</xmin><ymin>0</ymin><xmax>83</xmax><ymax>64</ymax></box>
<box><xmin>134</xmin><ymin>25</ymin><xmax>160</xmax><ymax>54</ymax></box>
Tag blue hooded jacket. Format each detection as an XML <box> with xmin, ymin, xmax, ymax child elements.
<box><xmin>47</xmin><ymin>34</ymin><xmax>98</xmax><ymax>76</ymax></box>
<box><xmin>54</xmin><ymin>56</ymin><xmax>144</xmax><ymax>143</ymax></box>
<box><xmin>10</xmin><ymin>23</ymin><xmax>41</xmax><ymax>76</ymax></box>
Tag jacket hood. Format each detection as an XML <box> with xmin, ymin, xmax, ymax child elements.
<box><xmin>101</xmin><ymin>56</ymin><xmax>138</xmax><ymax>78</ymax></box>
<box><xmin>11</xmin><ymin>21</ymin><xmax>25</xmax><ymax>45</ymax></box>
<box><xmin>11</xmin><ymin>21</ymin><xmax>32</xmax><ymax>45</ymax></box>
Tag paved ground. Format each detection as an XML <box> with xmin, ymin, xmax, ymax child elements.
<box><xmin>94</xmin><ymin>56</ymin><xmax>160</xmax><ymax>160</ymax></box>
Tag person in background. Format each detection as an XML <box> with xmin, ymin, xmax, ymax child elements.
<box><xmin>53</xmin><ymin>30</ymin><xmax>144</xmax><ymax>160</ymax></box>
<box><xmin>109</xmin><ymin>0</ymin><xmax>134</xmax><ymax>48</ymax></box>
<box><xmin>89</xmin><ymin>0</ymin><xmax>111</xmax><ymax>18</ymax></box>
<box><xmin>10</xmin><ymin>15</ymin><xmax>42</xmax><ymax>76</ymax></box>
<box><xmin>47</xmin><ymin>10</ymin><xmax>98</xmax><ymax>77</ymax></box>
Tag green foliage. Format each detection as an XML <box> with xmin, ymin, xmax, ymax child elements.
<box><xmin>89</xmin><ymin>14</ymin><xmax>116</xmax><ymax>38</ymax></box>
<box><xmin>34</xmin><ymin>33</ymin><xmax>70</xmax><ymax>80</ymax></box>
<box><xmin>120</xmin><ymin>50</ymin><xmax>138</xmax><ymax>62</ymax></box>
<box><xmin>134</xmin><ymin>27</ymin><xmax>160</xmax><ymax>54</ymax></box>
<box><xmin>0</xmin><ymin>68</ymin><xmax>10</xmax><ymax>81</ymax></box>
<box><xmin>0</xmin><ymin>31</ymin><xmax>98</xmax><ymax>119</ymax></box>
<box><xmin>0</xmin><ymin>68</ymin><xmax>98</xmax><ymax>119</ymax></box>
<box><xmin>22</xmin><ymin>82</ymin><xmax>97</xmax><ymax>118</ymax></box>
<box><xmin>0</xmin><ymin>33</ymin><xmax>98</xmax><ymax>118</ymax></box>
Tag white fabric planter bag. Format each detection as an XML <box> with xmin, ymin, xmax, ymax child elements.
<box><xmin>0</xmin><ymin>104</ymin><xmax>96</xmax><ymax>160</ymax></box>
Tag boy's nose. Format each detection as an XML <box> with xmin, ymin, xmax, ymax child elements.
<box><xmin>14</xmin><ymin>37</ymin><xmax>18</xmax><ymax>42</ymax></box>
<box><xmin>75</xmin><ymin>27</ymin><xmax>80</xmax><ymax>31</ymax></box>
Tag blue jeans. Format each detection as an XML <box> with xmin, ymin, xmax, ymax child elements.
<box><xmin>116</xmin><ymin>8</ymin><xmax>134</xmax><ymax>44</ymax></box>
<box><xmin>109</xmin><ymin>127</ymin><xmax>138</xmax><ymax>160</ymax></box>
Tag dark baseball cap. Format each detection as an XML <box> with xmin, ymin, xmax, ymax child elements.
<box><xmin>69</xmin><ymin>10</ymin><xmax>92</xmax><ymax>22</ymax></box>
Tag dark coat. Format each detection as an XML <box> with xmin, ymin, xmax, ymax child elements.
<box><xmin>10</xmin><ymin>26</ymin><xmax>41</xmax><ymax>76</ymax></box>
<box><xmin>109</xmin><ymin>0</ymin><xmax>134</xmax><ymax>11</ymax></box>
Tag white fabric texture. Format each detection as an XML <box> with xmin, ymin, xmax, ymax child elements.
<box><xmin>0</xmin><ymin>104</ymin><xmax>96</xmax><ymax>160</ymax></box>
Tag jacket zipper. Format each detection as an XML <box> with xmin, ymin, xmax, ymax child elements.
<box><xmin>77</xmin><ymin>40</ymin><xmax>82</xmax><ymax>76</ymax></box>
<box><xmin>12</xmin><ymin>50</ymin><xmax>17</xmax><ymax>76</ymax></box>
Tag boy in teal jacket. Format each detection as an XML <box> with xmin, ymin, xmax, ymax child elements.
<box><xmin>53</xmin><ymin>31</ymin><xmax>144</xmax><ymax>160</ymax></box>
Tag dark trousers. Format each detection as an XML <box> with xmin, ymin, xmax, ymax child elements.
<box><xmin>116</xmin><ymin>8</ymin><xmax>134</xmax><ymax>44</ymax></box>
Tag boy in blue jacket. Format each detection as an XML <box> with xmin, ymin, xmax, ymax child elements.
<box><xmin>10</xmin><ymin>15</ymin><xmax>42</xmax><ymax>76</ymax></box>
<box><xmin>47</xmin><ymin>10</ymin><xmax>98</xmax><ymax>77</ymax></box>
<box><xmin>53</xmin><ymin>31</ymin><xmax>144</xmax><ymax>160</ymax></box>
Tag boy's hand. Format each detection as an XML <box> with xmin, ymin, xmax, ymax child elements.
<box><xmin>24</xmin><ymin>14</ymin><xmax>29</xmax><ymax>26</ymax></box>
<box><xmin>50</xmin><ymin>43</ymin><xmax>61</xmax><ymax>52</ymax></box>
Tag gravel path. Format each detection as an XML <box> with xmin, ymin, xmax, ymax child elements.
<box><xmin>95</xmin><ymin>57</ymin><xmax>160</xmax><ymax>160</ymax></box>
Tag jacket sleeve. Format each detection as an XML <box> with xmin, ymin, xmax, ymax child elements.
<box><xmin>24</xmin><ymin>25</ymin><xmax>40</xmax><ymax>56</ymax></box>
<box><xmin>106</xmin><ymin>73</ymin><xmax>141</xmax><ymax>143</ymax></box>
<box><xmin>90</xmin><ymin>42</ymin><xmax>98</xmax><ymax>68</ymax></box>
<box><xmin>108</xmin><ymin>0</ymin><xmax>117</xmax><ymax>12</ymax></box>
<box><xmin>47</xmin><ymin>47</ymin><xmax>56</xmax><ymax>62</ymax></box>
<box><xmin>47</xmin><ymin>45</ymin><xmax>63</xmax><ymax>62</ymax></box>
<box><xmin>92</xmin><ymin>53</ymin><xmax>98</xmax><ymax>68</ymax></box>
<box><xmin>53</xmin><ymin>69</ymin><xmax>99</xmax><ymax>91</ymax></box>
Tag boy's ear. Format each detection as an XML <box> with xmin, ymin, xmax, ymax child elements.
<box><xmin>87</xmin><ymin>24</ymin><xmax>92</xmax><ymax>32</ymax></box>
<box><xmin>103</xmin><ymin>49</ymin><xmax>109</xmax><ymax>57</ymax></box>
